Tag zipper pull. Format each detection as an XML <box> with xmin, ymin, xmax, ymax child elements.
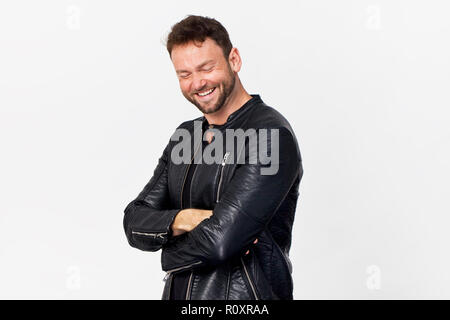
<box><xmin>222</xmin><ymin>152</ymin><xmax>230</xmax><ymax>166</ymax></box>
<box><xmin>163</xmin><ymin>273</ymin><xmax>170</xmax><ymax>282</ymax></box>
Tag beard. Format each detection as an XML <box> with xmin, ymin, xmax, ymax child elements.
<box><xmin>184</xmin><ymin>65</ymin><xmax>236</xmax><ymax>115</ymax></box>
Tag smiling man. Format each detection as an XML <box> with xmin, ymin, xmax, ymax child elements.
<box><xmin>123</xmin><ymin>15</ymin><xmax>303</xmax><ymax>300</ymax></box>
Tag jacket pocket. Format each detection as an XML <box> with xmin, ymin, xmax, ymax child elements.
<box><xmin>266</xmin><ymin>232</ymin><xmax>293</xmax><ymax>299</ymax></box>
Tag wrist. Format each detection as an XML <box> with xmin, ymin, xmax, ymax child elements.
<box><xmin>171</xmin><ymin>209</ymin><xmax>190</xmax><ymax>236</ymax></box>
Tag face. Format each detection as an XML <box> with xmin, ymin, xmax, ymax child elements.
<box><xmin>171</xmin><ymin>38</ymin><xmax>237</xmax><ymax>114</ymax></box>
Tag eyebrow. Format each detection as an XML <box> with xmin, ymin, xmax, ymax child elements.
<box><xmin>176</xmin><ymin>59</ymin><xmax>215</xmax><ymax>74</ymax></box>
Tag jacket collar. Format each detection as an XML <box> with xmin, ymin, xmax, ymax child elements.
<box><xmin>201</xmin><ymin>94</ymin><xmax>262</xmax><ymax>131</ymax></box>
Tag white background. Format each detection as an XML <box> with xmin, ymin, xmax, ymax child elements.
<box><xmin>1</xmin><ymin>0</ymin><xmax>449</xmax><ymax>299</ymax></box>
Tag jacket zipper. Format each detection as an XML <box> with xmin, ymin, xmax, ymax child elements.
<box><xmin>185</xmin><ymin>271</ymin><xmax>194</xmax><ymax>300</ymax></box>
<box><xmin>240</xmin><ymin>256</ymin><xmax>259</xmax><ymax>300</ymax></box>
<box><xmin>131</xmin><ymin>231</ymin><xmax>166</xmax><ymax>239</ymax></box>
<box><xmin>216</xmin><ymin>151</ymin><xmax>230</xmax><ymax>203</ymax></box>
<box><xmin>165</xmin><ymin>261</ymin><xmax>202</xmax><ymax>275</ymax></box>
<box><xmin>162</xmin><ymin>272</ymin><xmax>173</xmax><ymax>299</ymax></box>
<box><xmin>163</xmin><ymin>261</ymin><xmax>202</xmax><ymax>298</ymax></box>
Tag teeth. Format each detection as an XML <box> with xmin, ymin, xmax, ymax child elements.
<box><xmin>198</xmin><ymin>88</ymin><xmax>214</xmax><ymax>96</ymax></box>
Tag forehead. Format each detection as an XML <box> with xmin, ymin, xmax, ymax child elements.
<box><xmin>171</xmin><ymin>38</ymin><xmax>225</xmax><ymax>69</ymax></box>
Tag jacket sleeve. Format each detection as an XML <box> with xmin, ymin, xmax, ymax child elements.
<box><xmin>161</xmin><ymin>126</ymin><xmax>302</xmax><ymax>272</ymax></box>
<box><xmin>123</xmin><ymin>139</ymin><xmax>181</xmax><ymax>252</ymax></box>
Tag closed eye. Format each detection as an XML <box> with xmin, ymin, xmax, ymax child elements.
<box><xmin>179</xmin><ymin>73</ymin><xmax>191</xmax><ymax>79</ymax></box>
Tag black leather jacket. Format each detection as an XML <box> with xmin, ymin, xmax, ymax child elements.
<box><xmin>123</xmin><ymin>94</ymin><xmax>303</xmax><ymax>300</ymax></box>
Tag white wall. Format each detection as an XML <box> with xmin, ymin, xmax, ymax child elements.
<box><xmin>0</xmin><ymin>0</ymin><xmax>449</xmax><ymax>299</ymax></box>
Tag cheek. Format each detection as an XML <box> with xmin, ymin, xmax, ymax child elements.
<box><xmin>211</xmin><ymin>70</ymin><xmax>230</xmax><ymax>85</ymax></box>
<box><xmin>179</xmin><ymin>80</ymin><xmax>191</xmax><ymax>93</ymax></box>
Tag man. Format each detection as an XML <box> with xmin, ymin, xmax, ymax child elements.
<box><xmin>123</xmin><ymin>15</ymin><xmax>303</xmax><ymax>300</ymax></box>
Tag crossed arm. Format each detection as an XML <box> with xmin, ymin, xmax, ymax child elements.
<box><xmin>123</xmin><ymin>127</ymin><xmax>302</xmax><ymax>272</ymax></box>
<box><xmin>123</xmin><ymin>138</ymin><xmax>216</xmax><ymax>251</ymax></box>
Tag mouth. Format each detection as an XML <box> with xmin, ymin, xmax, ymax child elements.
<box><xmin>195</xmin><ymin>87</ymin><xmax>216</xmax><ymax>100</ymax></box>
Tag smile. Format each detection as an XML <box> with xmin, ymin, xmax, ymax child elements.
<box><xmin>196</xmin><ymin>87</ymin><xmax>216</xmax><ymax>97</ymax></box>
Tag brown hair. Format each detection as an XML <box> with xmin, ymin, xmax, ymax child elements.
<box><xmin>165</xmin><ymin>15</ymin><xmax>233</xmax><ymax>59</ymax></box>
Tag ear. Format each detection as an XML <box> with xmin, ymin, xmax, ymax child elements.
<box><xmin>228</xmin><ymin>47</ymin><xmax>242</xmax><ymax>73</ymax></box>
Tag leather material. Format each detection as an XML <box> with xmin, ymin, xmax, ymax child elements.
<box><xmin>124</xmin><ymin>94</ymin><xmax>303</xmax><ymax>300</ymax></box>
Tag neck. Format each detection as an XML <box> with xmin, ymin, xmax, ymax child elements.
<box><xmin>204</xmin><ymin>81</ymin><xmax>252</xmax><ymax>126</ymax></box>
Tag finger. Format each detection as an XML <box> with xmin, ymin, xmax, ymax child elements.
<box><xmin>253</xmin><ymin>238</ymin><xmax>258</xmax><ymax>245</ymax></box>
<box><xmin>245</xmin><ymin>250</ymin><xmax>250</xmax><ymax>255</ymax></box>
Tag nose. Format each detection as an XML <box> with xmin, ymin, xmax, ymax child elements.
<box><xmin>192</xmin><ymin>73</ymin><xmax>207</xmax><ymax>92</ymax></box>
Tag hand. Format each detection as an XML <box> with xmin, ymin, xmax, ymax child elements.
<box><xmin>245</xmin><ymin>238</ymin><xmax>259</xmax><ymax>255</ymax></box>
<box><xmin>171</xmin><ymin>208</ymin><xmax>213</xmax><ymax>236</ymax></box>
